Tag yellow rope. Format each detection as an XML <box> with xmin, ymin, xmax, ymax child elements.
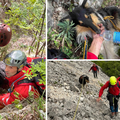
<box><xmin>72</xmin><ymin>82</ymin><xmax>84</xmax><ymax>120</ymax></box>
<box><xmin>83</xmin><ymin>38</ymin><xmax>88</xmax><ymax>59</ymax></box>
<box><xmin>83</xmin><ymin>40</ymin><xmax>86</xmax><ymax>59</ymax></box>
<box><xmin>104</xmin><ymin>16</ymin><xmax>120</xmax><ymax>31</ymax></box>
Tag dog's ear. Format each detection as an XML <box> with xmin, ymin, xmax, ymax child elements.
<box><xmin>81</xmin><ymin>0</ymin><xmax>88</xmax><ymax>8</ymax></box>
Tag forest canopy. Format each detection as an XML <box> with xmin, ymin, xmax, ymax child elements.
<box><xmin>0</xmin><ymin>0</ymin><xmax>46</xmax><ymax>60</ymax></box>
<box><xmin>94</xmin><ymin>61</ymin><xmax>120</xmax><ymax>78</ymax></box>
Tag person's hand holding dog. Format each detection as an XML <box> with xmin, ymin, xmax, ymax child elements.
<box><xmin>88</xmin><ymin>24</ymin><xmax>105</xmax><ymax>57</ymax></box>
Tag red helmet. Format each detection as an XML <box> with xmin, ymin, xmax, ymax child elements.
<box><xmin>0</xmin><ymin>23</ymin><xmax>12</xmax><ymax>47</ymax></box>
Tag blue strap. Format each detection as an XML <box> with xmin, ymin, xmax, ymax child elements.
<box><xmin>8</xmin><ymin>74</ymin><xmax>25</xmax><ymax>93</ymax></box>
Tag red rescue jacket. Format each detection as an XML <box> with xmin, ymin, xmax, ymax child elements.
<box><xmin>117</xmin><ymin>77</ymin><xmax>120</xmax><ymax>81</ymax></box>
<box><xmin>0</xmin><ymin>57</ymin><xmax>45</xmax><ymax>106</ymax></box>
<box><xmin>89</xmin><ymin>65</ymin><xmax>99</xmax><ymax>72</ymax></box>
<box><xmin>87</xmin><ymin>52</ymin><xmax>98</xmax><ymax>59</ymax></box>
<box><xmin>99</xmin><ymin>81</ymin><xmax>120</xmax><ymax>97</ymax></box>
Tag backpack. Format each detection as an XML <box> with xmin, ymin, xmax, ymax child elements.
<box><xmin>19</xmin><ymin>58</ymin><xmax>46</xmax><ymax>98</ymax></box>
<box><xmin>107</xmin><ymin>82</ymin><xmax>120</xmax><ymax>100</ymax></box>
<box><xmin>8</xmin><ymin>58</ymin><xmax>46</xmax><ymax>98</ymax></box>
<box><xmin>108</xmin><ymin>82</ymin><xmax>120</xmax><ymax>96</ymax></box>
<box><xmin>117</xmin><ymin>77</ymin><xmax>120</xmax><ymax>81</ymax></box>
<box><xmin>0</xmin><ymin>59</ymin><xmax>46</xmax><ymax>97</ymax></box>
<box><xmin>109</xmin><ymin>82</ymin><xmax>120</xmax><ymax>89</ymax></box>
<box><xmin>17</xmin><ymin>74</ymin><xmax>46</xmax><ymax>98</ymax></box>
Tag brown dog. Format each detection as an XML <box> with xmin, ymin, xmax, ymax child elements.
<box><xmin>60</xmin><ymin>0</ymin><xmax>120</xmax><ymax>59</ymax></box>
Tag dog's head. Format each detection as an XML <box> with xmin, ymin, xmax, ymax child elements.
<box><xmin>79</xmin><ymin>75</ymin><xmax>89</xmax><ymax>83</ymax></box>
<box><xmin>84</xmin><ymin>75</ymin><xmax>89</xmax><ymax>83</ymax></box>
<box><xmin>85</xmin><ymin>79</ymin><xmax>89</xmax><ymax>83</ymax></box>
<box><xmin>69</xmin><ymin>0</ymin><xmax>104</xmax><ymax>35</ymax></box>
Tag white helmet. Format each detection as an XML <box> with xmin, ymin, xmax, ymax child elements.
<box><xmin>4</xmin><ymin>50</ymin><xmax>27</xmax><ymax>68</ymax></box>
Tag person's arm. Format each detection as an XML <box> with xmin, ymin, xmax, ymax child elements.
<box><xmin>87</xmin><ymin>52</ymin><xmax>98</xmax><ymax>59</ymax></box>
<box><xmin>88</xmin><ymin>66</ymin><xmax>93</xmax><ymax>72</ymax></box>
<box><xmin>99</xmin><ymin>81</ymin><xmax>109</xmax><ymax>97</ymax></box>
<box><xmin>96</xmin><ymin>66</ymin><xmax>99</xmax><ymax>72</ymax></box>
<box><xmin>96</xmin><ymin>97</ymin><xmax>102</xmax><ymax>102</ymax></box>
<box><xmin>97</xmin><ymin>81</ymin><xmax>109</xmax><ymax>102</ymax></box>
<box><xmin>88</xmin><ymin>36</ymin><xmax>103</xmax><ymax>57</ymax></box>
<box><xmin>87</xmin><ymin>24</ymin><xmax>104</xmax><ymax>59</ymax></box>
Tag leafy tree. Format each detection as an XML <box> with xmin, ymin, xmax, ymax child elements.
<box><xmin>94</xmin><ymin>61</ymin><xmax>120</xmax><ymax>77</ymax></box>
<box><xmin>23</xmin><ymin>60</ymin><xmax>46</xmax><ymax>86</ymax></box>
<box><xmin>0</xmin><ymin>0</ymin><xmax>46</xmax><ymax>58</ymax></box>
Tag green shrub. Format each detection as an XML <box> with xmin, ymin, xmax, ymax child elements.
<box><xmin>1</xmin><ymin>0</ymin><xmax>46</xmax><ymax>57</ymax></box>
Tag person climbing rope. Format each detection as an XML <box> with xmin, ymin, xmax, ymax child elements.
<box><xmin>96</xmin><ymin>76</ymin><xmax>120</xmax><ymax>118</ymax></box>
<box><xmin>88</xmin><ymin>63</ymin><xmax>99</xmax><ymax>78</ymax></box>
<box><xmin>0</xmin><ymin>50</ymin><xmax>45</xmax><ymax>109</ymax></box>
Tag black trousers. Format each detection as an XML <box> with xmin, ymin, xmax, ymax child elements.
<box><xmin>107</xmin><ymin>94</ymin><xmax>119</xmax><ymax>112</ymax></box>
<box><xmin>92</xmin><ymin>71</ymin><xmax>97</xmax><ymax>78</ymax></box>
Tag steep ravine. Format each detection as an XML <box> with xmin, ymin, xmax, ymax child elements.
<box><xmin>47</xmin><ymin>61</ymin><xmax>120</xmax><ymax>120</ymax></box>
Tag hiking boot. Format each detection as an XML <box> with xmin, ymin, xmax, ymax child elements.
<box><xmin>115</xmin><ymin>112</ymin><xmax>118</xmax><ymax>116</ymax></box>
<box><xmin>111</xmin><ymin>112</ymin><xmax>115</xmax><ymax>118</ymax></box>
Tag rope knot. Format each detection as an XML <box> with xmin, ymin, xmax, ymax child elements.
<box><xmin>104</xmin><ymin>16</ymin><xmax>120</xmax><ymax>31</ymax></box>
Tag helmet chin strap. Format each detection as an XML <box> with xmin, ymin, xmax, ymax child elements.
<box><xmin>17</xmin><ymin>67</ymin><xmax>20</xmax><ymax>74</ymax></box>
<box><xmin>16</xmin><ymin>67</ymin><xmax>24</xmax><ymax>74</ymax></box>
<box><xmin>13</xmin><ymin>67</ymin><xmax>20</xmax><ymax>76</ymax></box>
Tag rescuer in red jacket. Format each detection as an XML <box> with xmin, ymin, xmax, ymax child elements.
<box><xmin>89</xmin><ymin>63</ymin><xmax>99</xmax><ymax>78</ymax></box>
<box><xmin>0</xmin><ymin>50</ymin><xmax>45</xmax><ymax>109</ymax></box>
<box><xmin>97</xmin><ymin>76</ymin><xmax>120</xmax><ymax>118</ymax></box>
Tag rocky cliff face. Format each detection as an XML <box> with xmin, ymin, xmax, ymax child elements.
<box><xmin>47</xmin><ymin>61</ymin><xmax>120</xmax><ymax>120</ymax></box>
<box><xmin>47</xmin><ymin>0</ymin><xmax>103</xmax><ymax>29</ymax></box>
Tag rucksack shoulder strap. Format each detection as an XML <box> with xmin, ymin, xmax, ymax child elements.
<box><xmin>32</xmin><ymin>58</ymin><xmax>46</xmax><ymax>64</ymax></box>
<box><xmin>109</xmin><ymin>82</ymin><xmax>120</xmax><ymax>88</ymax></box>
<box><xmin>109</xmin><ymin>82</ymin><xmax>110</xmax><ymax>88</ymax></box>
<box><xmin>117</xmin><ymin>82</ymin><xmax>120</xmax><ymax>88</ymax></box>
<box><xmin>17</xmin><ymin>78</ymin><xmax>34</xmax><ymax>85</ymax></box>
<box><xmin>26</xmin><ymin>58</ymin><xmax>46</xmax><ymax>68</ymax></box>
<box><xmin>16</xmin><ymin>77</ymin><xmax>45</xmax><ymax>98</ymax></box>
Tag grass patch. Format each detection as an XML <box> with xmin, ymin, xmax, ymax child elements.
<box><xmin>98</xmin><ymin>81</ymin><xmax>104</xmax><ymax>87</ymax></box>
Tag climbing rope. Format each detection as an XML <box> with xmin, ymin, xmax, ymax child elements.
<box><xmin>82</xmin><ymin>16</ymin><xmax>120</xmax><ymax>59</ymax></box>
<box><xmin>83</xmin><ymin>37</ymin><xmax>88</xmax><ymax>59</ymax></box>
<box><xmin>72</xmin><ymin>78</ymin><xmax>84</xmax><ymax>120</ymax></box>
<box><xmin>104</xmin><ymin>16</ymin><xmax>120</xmax><ymax>31</ymax></box>
<box><xmin>81</xmin><ymin>16</ymin><xmax>120</xmax><ymax>59</ymax></box>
